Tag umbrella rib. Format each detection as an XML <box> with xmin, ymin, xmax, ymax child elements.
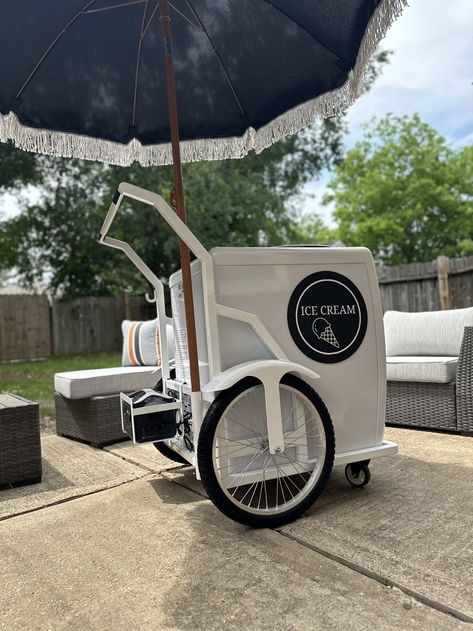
<box><xmin>260</xmin><ymin>0</ymin><xmax>346</xmax><ymax>65</ymax></box>
<box><xmin>16</xmin><ymin>0</ymin><xmax>98</xmax><ymax>100</ymax></box>
<box><xmin>183</xmin><ymin>0</ymin><xmax>246</xmax><ymax>117</ymax></box>
<box><xmin>169</xmin><ymin>2</ymin><xmax>201</xmax><ymax>31</ymax></box>
<box><xmin>132</xmin><ymin>0</ymin><xmax>149</xmax><ymax>128</ymax></box>
<box><xmin>84</xmin><ymin>0</ymin><xmax>146</xmax><ymax>14</ymax></box>
<box><xmin>142</xmin><ymin>1</ymin><xmax>160</xmax><ymax>38</ymax></box>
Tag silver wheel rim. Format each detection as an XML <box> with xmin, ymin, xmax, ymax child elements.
<box><xmin>347</xmin><ymin>466</ymin><xmax>365</xmax><ymax>485</ymax></box>
<box><xmin>211</xmin><ymin>383</ymin><xmax>327</xmax><ymax>516</ymax></box>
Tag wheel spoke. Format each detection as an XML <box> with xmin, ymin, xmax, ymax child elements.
<box><xmin>240</xmin><ymin>452</ymin><xmax>271</xmax><ymax>506</ymax></box>
<box><xmin>280</xmin><ymin>450</ymin><xmax>312</xmax><ymax>483</ymax></box>
<box><xmin>225</xmin><ymin>446</ymin><xmax>267</xmax><ymax>491</ymax></box>
<box><xmin>224</xmin><ymin>410</ymin><xmax>263</xmax><ymax>439</ymax></box>
<box><xmin>272</xmin><ymin>458</ymin><xmax>298</xmax><ymax>500</ymax></box>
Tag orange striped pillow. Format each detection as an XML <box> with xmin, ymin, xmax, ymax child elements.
<box><xmin>121</xmin><ymin>319</ymin><xmax>159</xmax><ymax>367</ymax></box>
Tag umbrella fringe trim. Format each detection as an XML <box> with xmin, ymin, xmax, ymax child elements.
<box><xmin>0</xmin><ymin>0</ymin><xmax>408</xmax><ymax>167</ymax></box>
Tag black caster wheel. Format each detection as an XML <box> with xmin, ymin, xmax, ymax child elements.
<box><xmin>345</xmin><ymin>461</ymin><xmax>371</xmax><ymax>488</ymax></box>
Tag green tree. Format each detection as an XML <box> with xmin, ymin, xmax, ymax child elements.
<box><xmin>323</xmin><ymin>114</ymin><xmax>473</xmax><ymax>264</ymax></box>
<box><xmin>0</xmin><ymin>141</ymin><xmax>39</xmax><ymax>190</ymax></box>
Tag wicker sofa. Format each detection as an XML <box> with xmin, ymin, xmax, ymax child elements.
<box><xmin>385</xmin><ymin>308</ymin><xmax>473</xmax><ymax>434</ymax></box>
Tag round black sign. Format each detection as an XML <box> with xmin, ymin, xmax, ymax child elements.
<box><xmin>287</xmin><ymin>271</ymin><xmax>368</xmax><ymax>363</ymax></box>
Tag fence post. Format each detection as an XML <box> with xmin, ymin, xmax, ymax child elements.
<box><xmin>123</xmin><ymin>293</ymin><xmax>132</xmax><ymax>320</ymax></box>
<box><xmin>437</xmin><ymin>255</ymin><xmax>451</xmax><ymax>310</ymax></box>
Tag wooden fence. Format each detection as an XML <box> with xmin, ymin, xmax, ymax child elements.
<box><xmin>0</xmin><ymin>295</ymin><xmax>155</xmax><ymax>361</ymax></box>
<box><xmin>0</xmin><ymin>295</ymin><xmax>51</xmax><ymax>361</ymax></box>
<box><xmin>2</xmin><ymin>254</ymin><xmax>473</xmax><ymax>360</ymax></box>
<box><xmin>377</xmin><ymin>255</ymin><xmax>473</xmax><ymax>312</ymax></box>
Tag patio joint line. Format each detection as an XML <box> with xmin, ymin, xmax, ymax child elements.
<box><xmin>278</xmin><ymin>529</ymin><xmax>473</xmax><ymax>625</ymax></box>
<box><xmin>104</xmin><ymin>446</ymin><xmax>187</xmax><ymax>474</ymax></box>
<box><xmin>162</xmin><ymin>469</ymin><xmax>209</xmax><ymax>500</ymax></box>
<box><xmin>0</xmin><ymin>472</ymin><xmax>153</xmax><ymax>523</ymax></box>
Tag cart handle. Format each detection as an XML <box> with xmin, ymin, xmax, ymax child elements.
<box><xmin>98</xmin><ymin>184</ymin><xmax>188</xmax><ymax>382</ymax></box>
<box><xmin>98</xmin><ymin>182</ymin><xmax>219</xmax><ymax>380</ymax></box>
<box><xmin>100</xmin><ymin>182</ymin><xmax>212</xmax><ymax>268</ymax></box>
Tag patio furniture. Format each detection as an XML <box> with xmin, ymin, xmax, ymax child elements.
<box><xmin>55</xmin><ymin>366</ymin><xmax>159</xmax><ymax>448</ymax></box>
<box><xmin>385</xmin><ymin>308</ymin><xmax>473</xmax><ymax>433</ymax></box>
<box><xmin>0</xmin><ymin>393</ymin><xmax>42</xmax><ymax>486</ymax></box>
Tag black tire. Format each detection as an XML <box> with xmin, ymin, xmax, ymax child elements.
<box><xmin>153</xmin><ymin>440</ymin><xmax>189</xmax><ymax>465</ymax></box>
<box><xmin>153</xmin><ymin>369</ymin><xmax>188</xmax><ymax>465</ymax></box>
<box><xmin>345</xmin><ymin>462</ymin><xmax>371</xmax><ymax>488</ymax></box>
<box><xmin>198</xmin><ymin>374</ymin><xmax>335</xmax><ymax>528</ymax></box>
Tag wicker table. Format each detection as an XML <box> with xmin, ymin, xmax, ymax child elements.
<box><xmin>0</xmin><ymin>393</ymin><xmax>42</xmax><ymax>487</ymax></box>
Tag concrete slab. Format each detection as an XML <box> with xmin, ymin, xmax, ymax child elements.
<box><xmin>0</xmin><ymin>476</ymin><xmax>466</xmax><ymax>631</ymax></box>
<box><xmin>104</xmin><ymin>440</ymin><xmax>185</xmax><ymax>473</ymax></box>
<box><xmin>281</xmin><ymin>427</ymin><xmax>473</xmax><ymax>620</ymax></box>
<box><xmin>0</xmin><ymin>435</ymin><xmax>149</xmax><ymax>520</ymax></box>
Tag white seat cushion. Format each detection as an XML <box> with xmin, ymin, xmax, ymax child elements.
<box><xmin>55</xmin><ymin>366</ymin><xmax>159</xmax><ymax>399</ymax></box>
<box><xmin>386</xmin><ymin>356</ymin><xmax>457</xmax><ymax>384</ymax></box>
<box><xmin>384</xmin><ymin>308</ymin><xmax>473</xmax><ymax>356</ymax></box>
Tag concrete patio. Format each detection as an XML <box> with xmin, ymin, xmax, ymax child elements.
<box><xmin>0</xmin><ymin>427</ymin><xmax>472</xmax><ymax>630</ymax></box>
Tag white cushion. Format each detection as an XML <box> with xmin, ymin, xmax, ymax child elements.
<box><xmin>55</xmin><ymin>366</ymin><xmax>159</xmax><ymax>399</ymax></box>
<box><xmin>384</xmin><ymin>308</ymin><xmax>473</xmax><ymax>356</ymax></box>
<box><xmin>386</xmin><ymin>356</ymin><xmax>457</xmax><ymax>383</ymax></box>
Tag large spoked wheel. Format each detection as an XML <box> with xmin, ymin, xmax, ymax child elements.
<box><xmin>198</xmin><ymin>374</ymin><xmax>335</xmax><ymax>528</ymax></box>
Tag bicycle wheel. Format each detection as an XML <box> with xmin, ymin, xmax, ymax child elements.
<box><xmin>197</xmin><ymin>374</ymin><xmax>335</xmax><ymax>528</ymax></box>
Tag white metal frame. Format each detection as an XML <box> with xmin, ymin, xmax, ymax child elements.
<box><xmin>99</xmin><ymin>182</ymin><xmax>295</xmax><ymax>456</ymax></box>
<box><xmin>99</xmin><ymin>182</ymin><xmax>397</xmax><ymax>468</ymax></box>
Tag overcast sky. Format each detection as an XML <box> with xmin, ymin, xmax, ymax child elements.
<box><xmin>303</xmin><ymin>0</ymin><xmax>473</xmax><ymax>222</ymax></box>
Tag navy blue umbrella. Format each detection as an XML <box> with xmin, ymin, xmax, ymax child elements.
<box><xmin>0</xmin><ymin>0</ymin><xmax>406</xmax><ymax>165</ymax></box>
<box><xmin>0</xmin><ymin>0</ymin><xmax>406</xmax><ymax>390</ymax></box>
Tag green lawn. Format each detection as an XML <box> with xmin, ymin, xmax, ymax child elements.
<box><xmin>0</xmin><ymin>354</ymin><xmax>121</xmax><ymax>418</ymax></box>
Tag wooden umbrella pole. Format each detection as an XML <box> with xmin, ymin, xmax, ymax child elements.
<box><xmin>159</xmin><ymin>0</ymin><xmax>200</xmax><ymax>393</ymax></box>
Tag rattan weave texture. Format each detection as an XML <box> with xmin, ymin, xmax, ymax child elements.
<box><xmin>55</xmin><ymin>393</ymin><xmax>127</xmax><ymax>448</ymax></box>
<box><xmin>386</xmin><ymin>382</ymin><xmax>457</xmax><ymax>431</ymax></box>
<box><xmin>0</xmin><ymin>393</ymin><xmax>42</xmax><ymax>486</ymax></box>
<box><xmin>456</xmin><ymin>327</ymin><xmax>473</xmax><ymax>433</ymax></box>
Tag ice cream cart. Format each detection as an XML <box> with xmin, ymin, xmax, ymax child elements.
<box><xmin>99</xmin><ymin>182</ymin><xmax>397</xmax><ymax>528</ymax></box>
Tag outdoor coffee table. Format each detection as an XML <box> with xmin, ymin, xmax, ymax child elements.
<box><xmin>0</xmin><ymin>394</ymin><xmax>42</xmax><ymax>487</ymax></box>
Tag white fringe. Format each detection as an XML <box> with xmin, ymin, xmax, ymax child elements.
<box><xmin>0</xmin><ymin>0</ymin><xmax>408</xmax><ymax>167</ymax></box>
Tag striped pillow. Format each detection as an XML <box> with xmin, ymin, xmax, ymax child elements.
<box><xmin>122</xmin><ymin>319</ymin><xmax>160</xmax><ymax>367</ymax></box>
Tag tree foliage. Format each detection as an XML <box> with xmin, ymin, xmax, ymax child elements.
<box><xmin>323</xmin><ymin>114</ymin><xmax>473</xmax><ymax>264</ymax></box>
<box><xmin>0</xmin><ymin>141</ymin><xmax>39</xmax><ymax>190</ymax></box>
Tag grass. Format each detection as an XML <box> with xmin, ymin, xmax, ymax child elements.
<box><xmin>0</xmin><ymin>353</ymin><xmax>121</xmax><ymax>418</ymax></box>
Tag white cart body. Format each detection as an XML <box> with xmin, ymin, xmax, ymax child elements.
<box><xmin>170</xmin><ymin>246</ymin><xmax>392</xmax><ymax>463</ymax></box>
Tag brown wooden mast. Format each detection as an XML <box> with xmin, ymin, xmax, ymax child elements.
<box><xmin>159</xmin><ymin>0</ymin><xmax>200</xmax><ymax>393</ymax></box>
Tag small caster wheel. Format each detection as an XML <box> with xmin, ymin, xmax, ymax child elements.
<box><xmin>345</xmin><ymin>461</ymin><xmax>371</xmax><ymax>488</ymax></box>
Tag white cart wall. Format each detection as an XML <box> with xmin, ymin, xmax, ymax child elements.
<box><xmin>170</xmin><ymin>246</ymin><xmax>386</xmax><ymax>455</ymax></box>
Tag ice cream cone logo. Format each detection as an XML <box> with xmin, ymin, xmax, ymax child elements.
<box><xmin>312</xmin><ymin>318</ymin><xmax>340</xmax><ymax>348</ymax></box>
<box><xmin>288</xmin><ymin>271</ymin><xmax>368</xmax><ymax>363</ymax></box>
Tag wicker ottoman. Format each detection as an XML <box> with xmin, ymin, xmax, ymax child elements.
<box><xmin>54</xmin><ymin>366</ymin><xmax>160</xmax><ymax>448</ymax></box>
<box><xmin>55</xmin><ymin>393</ymin><xmax>127</xmax><ymax>448</ymax></box>
<box><xmin>0</xmin><ymin>393</ymin><xmax>42</xmax><ymax>487</ymax></box>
